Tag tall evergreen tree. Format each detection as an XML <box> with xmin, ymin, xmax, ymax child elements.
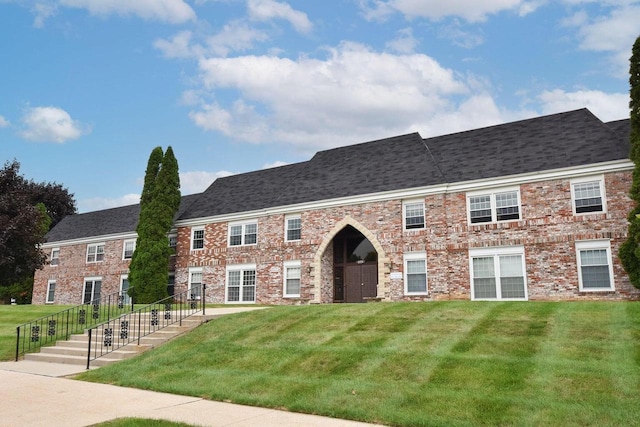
<box><xmin>619</xmin><ymin>36</ymin><xmax>640</xmax><ymax>287</ymax></box>
<box><xmin>128</xmin><ymin>147</ymin><xmax>181</xmax><ymax>303</ymax></box>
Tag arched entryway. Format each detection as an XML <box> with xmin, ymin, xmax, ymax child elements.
<box><xmin>332</xmin><ymin>225</ymin><xmax>378</xmax><ymax>303</ymax></box>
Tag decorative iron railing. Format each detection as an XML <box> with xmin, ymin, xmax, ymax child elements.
<box><xmin>85</xmin><ymin>284</ymin><xmax>206</xmax><ymax>369</ymax></box>
<box><xmin>15</xmin><ymin>288</ymin><xmax>135</xmax><ymax>361</ymax></box>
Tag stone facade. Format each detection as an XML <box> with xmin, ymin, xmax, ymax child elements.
<box><xmin>33</xmin><ymin>169</ymin><xmax>640</xmax><ymax>304</ymax></box>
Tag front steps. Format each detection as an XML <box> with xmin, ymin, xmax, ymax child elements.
<box><xmin>24</xmin><ymin>315</ymin><xmax>206</xmax><ymax>368</ymax></box>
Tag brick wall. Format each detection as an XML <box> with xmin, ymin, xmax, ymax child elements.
<box><xmin>33</xmin><ymin>170</ymin><xmax>640</xmax><ymax>305</ymax></box>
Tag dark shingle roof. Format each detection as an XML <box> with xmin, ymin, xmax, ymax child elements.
<box><xmin>427</xmin><ymin>109</ymin><xmax>629</xmax><ymax>183</ymax></box>
<box><xmin>44</xmin><ymin>193</ymin><xmax>200</xmax><ymax>242</ymax></box>
<box><xmin>46</xmin><ymin>108</ymin><xmax>631</xmax><ymax>242</ymax></box>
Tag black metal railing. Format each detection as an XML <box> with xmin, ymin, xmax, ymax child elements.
<box><xmin>85</xmin><ymin>284</ymin><xmax>206</xmax><ymax>369</ymax></box>
<box><xmin>15</xmin><ymin>288</ymin><xmax>135</xmax><ymax>361</ymax></box>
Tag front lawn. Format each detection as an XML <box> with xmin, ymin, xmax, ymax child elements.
<box><xmin>76</xmin><ymin>302</ymin><xmax>640</xmax><ymax>426</ymax></box>
<box><xmin>0</xmin><ymin>304</ymin><xmax>75</xmax><ymax>361</ymax></box>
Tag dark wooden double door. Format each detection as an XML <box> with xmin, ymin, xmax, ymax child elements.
<box><xmin>333</xmin><ymin>226</ymin><xmax>378</xmax><ymax>303</ymax></box>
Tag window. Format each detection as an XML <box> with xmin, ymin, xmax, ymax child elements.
<box><xmin>469</xmin><ymin>247</ymin><xmax>527</xmax><ymax>300</ymax></box>
<box><xmin>576</xmin><ymin>240</ymin><xmax>614</xmax><ymax>291</ymax></box>
<box><xmin>284</xmin><ymin>261</ymin><xmax>301</xmax><ymax>297</ymax></box>
<box><xmin>404</xmin><ymin>252</ymin><xmax>427</xmax><ymax>295</ymax></box>
<box><xmin>229</xmin><ymin>221</ymin><xmax>258</xmax><ymax>246</ymax></box>
<box><xmin>123</xmin><ymin>239</ymin><xmax>136</xmax><ymax>259</ymax></box>
<box><xmin>404</xmin><ymin>200</ymin><xmax>425</xmax><ymax>230</ymax></box>
<box><xmin>572</xmin><ymin>177</ymin><xmax>605</xmax><ymax>214</ymax></box>
<box><xmin>191</xmin><ymin>227</ymin><xmax>204</xmax><ymax>250</ymax></box>
<box><xmin>188</xmin><ymin>268</ymin><xmax>203</xmax><ymax>300</ymax></box>
<box><xmin>86</xmin><ymin>243</ymin><xmax>105</xmax><ymax>263</ymax></box>
<box><xmin>468</xmin><ymin>188</ymin><xmax>520</xmax><ymax>224</ymax></box>
<box><xmin>50</xmin><ymin>248</ymin><xmax>60</xmax><ymax>266</ymax></box>
<box><xmin>168</xmin><ymin>234</ymin><xmax>177</xmax><ymax>249</ymax></box>
<box><xmin>46</xmin><ymin>280</ymin><xmax>56</xmax><ymax>303</ymax></box>
<box><xmin>226</xmin><ymin>264</ymin><xmax>257</xmax><ymax>303</ymax></box>
<box><xmin>83</xmin><ymin>277</ymin><xmax>102</xmax><ymax>304</ymax></box>
<box><xmin>168</xmin><ymin>273</ymin><xmax>175</xmax><ymax>296</ymax></box>
<box><xmin>285</xmin><ymin>215</ymin><xmax>301</xmax><ymax>241</ymax></box>
<box><xmin>120</xmin><ymin>275</ymin><xmax>131</xmax><ymax>305</ymax></box>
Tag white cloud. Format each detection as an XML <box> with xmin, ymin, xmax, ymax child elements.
<box><xmin>154</xmin><ymin>31</ymin><xmax>203</xmax><ymax>59</ymax></box>
<box><xmin>263</xmin><ymin>160</ymin><xmax>289</xmax><ymax>169</ymax></box>
<box><xmin>179</xmin><ymin>170</ymin><xmax>234</xmax><ymax>194</ymax></box>
<box><xmin>59</xmin><ymin>0</ymin><xmax>196</xmax><ymax>24</ymax></box>
<box><xmin>537</xmin><ymin>89</ymin><xmax>629</xmax><ymax>121</ymax></box>
<box><xmin>79</xmin><ymin>193</ymin><xmax>140</xmax><ymax>213</ymax></box>
<box><xmin>386</xmin><ymin>28</ymin><xmax>419</xmax><ymax>53</ymax></box>
<box><xmin>566</xmin><ymin>4</ymin><xmax>640</xmax><ymax>77</ymax></box>
<box><xmin>206</xmin><ymin>21</ymin><xmax>270</xmax><ymax>57</ymax></box>
<box><xmin>360</xmin><ymin>0</ymin><xmax>536</xmax><ymax>23</ymax></box>
<box><xmin>32</xmin><ymin>1</ymin><xmax>57</xmax><ymax>28</ymax></box>
<box><xmin>247</xmin><ymin>0</ymin><xmax>313</xmax><ymax>33</ymax></box>
<box><xmin>188</xmin><ymin>42</ymin><xmax>523</xmax><ymax>149</ymax></box>
<box><xmin>0</xmin><ymin>115</ymin><xmax>9</xmax><ymax>128</ymax></box>
<box><xmin>19</xmin><ymin>106</ymin><xmax>89</xmax><ymax>143</ymax></box>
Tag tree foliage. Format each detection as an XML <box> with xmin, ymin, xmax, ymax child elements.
<box><xmin>128</xmin><ymin>147</ymin><xmax>181</xmax><ymax>304</ymax></box>
<box><xmin>0</xmin><ymin>160</ymin><xmax>75</xmax><ymax>302</ymax></box>
<box><xmin>620</xmin><ymin>36</ymin><xmax>640</xmax><ymax>288</ymax></box>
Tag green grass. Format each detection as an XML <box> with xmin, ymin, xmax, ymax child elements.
<box><xmin>0</xmin><ymin>304</ymin><xmax>75</xmax><ymax>360</ymax></box>
<box><xmin>71</xmin><ymin>302</ymin><xmax>640</xmax><ymax>427</ymax></box>
<box><xmin>90</xmin><ymin>418</ymin><xmax>199</xmax><ymax>427</ymax></box>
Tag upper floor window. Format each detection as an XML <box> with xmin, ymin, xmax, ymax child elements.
<box><xmin>468</xmin><ymin>188</ymin><xmax>520</xmax><ymax>224</ymax></box>
<box><xmin>86</xmin><ymin>243</ymin><xmax>105</xmax><ymax>263</ymax></box>
<box><xmin>50</xmin><ymin>248</ymin><xmax>60</xmax><ymax>266</ymax></box>
<box><xmin>285</xmin><ymin>215</ymin><xmax>301</xmax><ymax>241</ymax></box>
<box><xmin>283</xmin><ymin>261</ymin><xmax>301</xmax><ymax>297</ymax></box>
<box><xmin>469</xmin><ymin>246</ymin><xmax>527</xmax><ymax>300</ymax></box>
<box><xmin>576</xmin><ymin>240</ymin><xmax>614</xmax><ymax>291</ymax></box>
<box><xmin>572</xmin><ymin>177</ymin><xmax>605</xmax><ymax>215</ymax></box>
<box><xmin>229</xmin><ymin>221</ymin><xmax>257</xmax><ymax>246</ymax></box>
<box><xmin>403</xmin><ymin>200</ymin><xmax>425</xmax><ymax>230</ymax></box>
<box><xmin>404</xmin><ymin>252</ymin><xmax>427</xmax><ymax>295</ymax></box>
<box><xmin>123</xmin><ymin>239</ymin><xmax>136</xmax><ymax>260</ymax></box>
<box><xmin>191</xmin><ymin>227</ymin><xmax>204</xmax><ymax>250</ymax></box>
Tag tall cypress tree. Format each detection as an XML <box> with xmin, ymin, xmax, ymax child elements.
<box><xmin>619</xmin><ymin>36</ymin><xmax>640</xmax><ymax>288</ymax></box>
<box><xmin>128</xmin><ymin>146</ymin><xmax>181</xmax><ymax>303</ymax></box>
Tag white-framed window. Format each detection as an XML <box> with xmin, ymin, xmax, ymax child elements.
<box><xmin>285</xmin><ymin>215</ymin><xmax>301</xmax><ymax>242</ymax></box>
<box><xmin>404</xmin><ymin>252</ymin><xmax>428</xmax><ymax>295</ymax></box>
<box><xmin>191</xmin><ymin>227</ymin><xmax>205</xmax><ymax>250</ymax></box>
<box><xmin>50</xmin><ymin>248</ymin><xmax>60</xmax><ymax>266</ymax></box>
<box><xmin>83</xmin><ymin>277</ymin><xmax>102</xmax><ymax>304</ymax></box>
<box><xmin>86</xmin><ymin>243</ymin><xmax>105</xmax><ymax>263</ymax></box>
<box><xmin>123</xmin><ymin>239</ymin><xmax>136</xmax><ymax>260</ymax></box>
<box><xmin>46</xmin><ymin>280</ymin><xmax>56</xmax><ymax>304</ymax></box>
<box><xmin>226</xmin><ymin>264</ymin><xmax>257</xmax><ymax>303</ymax></box>
<box><xmin>120</xmin><ymin>275</ymin><xmax>131</xmax><ymax>305</ymax></box>
<box><xmin>571</xmin><ymin>176</ymin><xmax>606</xmax><ymax>215</ymax></box>
<box><xmin>188</xmin><ymin>267</ymin><xmax>203</xmax><ymax>300</ymax></box>
<box><xmin>283</xmin><ymin>261</ymin><xmax>301</xmax><ymax>298</ymax></box>
<box><xmin>168</xmin><ymin>234</ymin><xmax>177</xmax><ymax>249</ymax></box>
<box><xmin>403</xmin><ymin>200</ymin><xmax>425</xmax><ymax>230</ymax></box>
<box><xmin>469</xmin><ymin>246</ymin><xmax>527</xmax><ymax>300</ymax></box>
<box><xmin>576</xmin><ymin>240</ymin><xmax>615</xmax><ymax>291</ymax></box>
<box><xmin>228</xmin><ymin>221</ymin><xmax>258</xmax><ymax>246</ymax></box>
<box><xmin>467</xmin><ymin>187</ymin><xmax>521</xmax><ymax>224</ymax></box>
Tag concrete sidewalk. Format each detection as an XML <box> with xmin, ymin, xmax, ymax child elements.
<box><xmin>0</xmin><ymin>362</ymin><xmax>382</xmax><ymax>426</ymax></box>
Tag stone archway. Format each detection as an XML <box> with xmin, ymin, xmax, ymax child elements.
<box><xmin>310</xmin><ymin>215</ymin><xmax>390</xmax><ymax>303</ymax></box>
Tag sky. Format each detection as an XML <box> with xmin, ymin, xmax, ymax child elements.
<box><xmin>0</xmin><ymin>0</ymin><xmax>638</xmax><ymax>213</ymax></box>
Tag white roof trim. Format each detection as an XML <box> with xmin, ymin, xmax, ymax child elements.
<box><xmin>41</xmin><ymin>231</ymin><xmax>138</xmax><ymax>249</ymax></box>
<box><xmin>176</xmin><ymin>159</ymin><xmax>632</xmax><ymax>227</ymax></box>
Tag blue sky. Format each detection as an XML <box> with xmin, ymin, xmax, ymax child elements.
<box><xmin>1</xmin><ymin>0</ymin><xmax>638</xmax><ymax>213</ymax></box>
